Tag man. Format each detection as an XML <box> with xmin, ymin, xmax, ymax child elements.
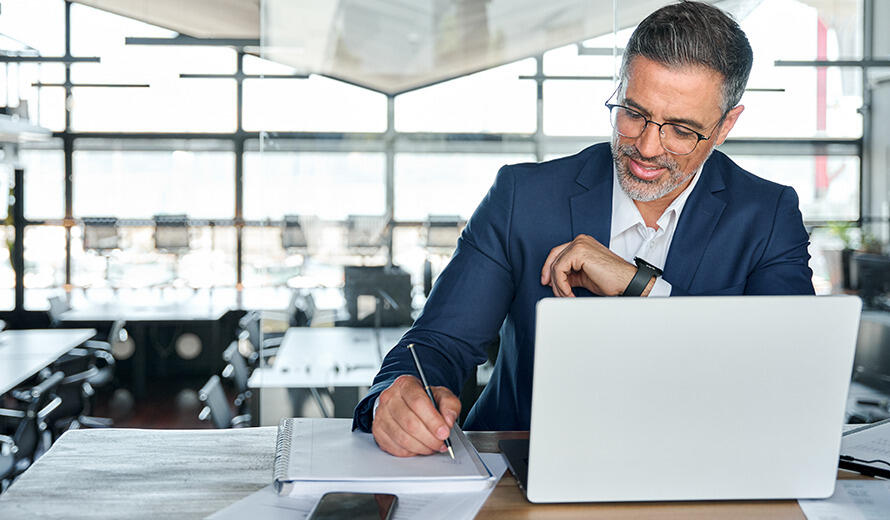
<box><xmin>353</xmin><ymin>1</ymin><xmax>814</xmax><ymax>457</ymax></box>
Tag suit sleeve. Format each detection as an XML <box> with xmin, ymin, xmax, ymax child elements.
<box><xmin>352</xmin><ymin>166</ymin><xmax>518</xmax><ymax>432</ymax></box>
<box><xmin>743</xmin><ymin>186</ymin><xmax>814</xmax><ymax>295</ymax></box>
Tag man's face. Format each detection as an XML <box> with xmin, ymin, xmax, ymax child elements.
<box><xmin>611</xmin><ymin>56</ymin><xmax>744</xmax><ymax>202</ymax></box>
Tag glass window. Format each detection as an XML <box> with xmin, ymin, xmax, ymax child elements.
<box><xmin>0</xmin><ymin>226</ymin><xmax>12</xmax><ymax>311</ymax></box>
<box><xmin>67</xmin><ymin>4</ymin><xmax>237</xmax><ymax>132</ymax></box>
<box><xmin>243</xmin><ymin>76</ymin><xmax>386</xmax><ymax>132</ymax></box>
<box><xmin>394</xmin><ymin>153</ymin><xmax>536</xmax><ymax>221</ymax></box>
<box><xmin>0</xmin><ymin>0</ymin><xmax>65</xmax><ymax>56</ymax></box>
<box><xmin>72</xmin><ymin>225</ymin><xmax>237</xmax><ymax>290</ymax></box>
<box><xmin>543</xmin><ymin>80</ymin><xmax>616</xmax><ymax>137</ymax></box>
<box><xmin>20</xmin><ymin>146</ymin><xmax>65</xmax><ymax>220</ymax></box>
<box><xmin>24</xmin><ymin>225</ymin><xmax>66</xmax><ymax>309</ymax></box>
<box><xmin>395</xmin><ymin>59</ymin><xmax>537</xmax><ymax>133</ymax></box>
<box><xmin>72</xmin><ymin>149</ymin><xmax>235</xmax><ymax>219</ymax></box>
<box><xmin>243</xmin><ymin>151</ymin><xmax>386</xmax><ymax>220</ymax></box>
<box><xmin>731</xmin><ymin>155</ymin><xmax>860</xmax><ymax>222</ymax></box>
<box><xmin>718</xmin><ymin>0</ymin><xmax>863</xmax><ymax>138</ymax></box>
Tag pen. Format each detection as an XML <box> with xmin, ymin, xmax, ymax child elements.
<box><xmin>407</xmin><ymin>343</ymin><xmax>455</xmax><ymax>459</ymax></box>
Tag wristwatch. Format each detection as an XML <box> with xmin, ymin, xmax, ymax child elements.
<box><xmin>622</xmin><ymin>257</ymin><xmax>663</xmax><ymax>297</ymax></box>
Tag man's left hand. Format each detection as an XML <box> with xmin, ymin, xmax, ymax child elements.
<box><xmin>540</xmin><ymin>234</ymin><xmax>648</xmax><ymax>297</ymax></box>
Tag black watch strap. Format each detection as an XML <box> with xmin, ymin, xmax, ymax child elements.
<box><xmin>622</xmin><ymin>257</ymin><xmax>663</xmax><ymax>297</ymax></box>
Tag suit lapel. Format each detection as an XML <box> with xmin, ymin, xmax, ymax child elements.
<box><xmin>570</xmin><ymin>146</ymin><xmax>613</xmax><ymax>247</ymax></box>
<box><xmin>663</xmin><ymin>156</ymin><xmax>727</xmax><ymax>292</ymax></box>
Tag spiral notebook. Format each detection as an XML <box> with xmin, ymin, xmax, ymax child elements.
<box><xmin>272</xmin><ymin>418</ymin><xmax>494</xmax><ymax>496</ymax></box>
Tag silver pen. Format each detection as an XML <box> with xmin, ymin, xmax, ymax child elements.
<box><xmin>407</xmin><ymin>343</ymin><xmax>455</xmax><ymax>459</ymax></box>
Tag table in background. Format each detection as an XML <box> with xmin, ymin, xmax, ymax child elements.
<box><xmin>0</xmin><ymin>329</ymin><xmax>97</xmax><ymax>395</ymax></box>
<box><xmin>248</xmin><ymin>327</ymin><xmax>409</xmax><ymax>421</ymax></box>
<box><xmin>59</xmin><ymin>298</ymin><xmax>238</xmax><ymax>398</ymax></box>
<box><xmin>0</xmin><ymin>427</ymin><xmax>870</xmax><ymax>520</ymax></box>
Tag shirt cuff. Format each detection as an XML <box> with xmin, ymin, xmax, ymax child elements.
<box><xmin>372</xmin><ymin>396</ymin><xmax>380</xmax><ymax>420</ymax></box>
<box><xmin>647</xmin><ymin>277</ymin><xmax>672</xmax><ymax>297</ymax></box>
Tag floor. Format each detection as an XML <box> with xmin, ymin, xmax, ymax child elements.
<box><xmin>93</xmin><ymin>376</ymin><xmax>216</xmax><ymax>429</ymax></box>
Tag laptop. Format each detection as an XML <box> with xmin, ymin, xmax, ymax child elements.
<box><xmin>500</xmin><ymin>295</ymin><xmax>861</xmax><ymax>503</ymax></box>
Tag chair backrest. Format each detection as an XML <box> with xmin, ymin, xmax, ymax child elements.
<box><xmin>287</xmin><ymin>290</ymin><xmax>316</xmax><ymax>327</ymax></box>
<box><xmin>222</xmin><ymin>341</ymin><xmax>250</xmax><ymax>395</ymax></box>
<box><xmin>47</xmin><ymin>295</ymin><xmax>71</xmax><ymax>326</ymax></box>
<box><xmin>238</xmin><ymin>311</ymin><xmax>263</xmax><ymax>352</ymax></box>
<box><xmin>198</xmin><ymin>375</ymin><xmax>233</xmax><ymax>429</ymax></box>
<box><xmin>48</xmin><ymin>349</ymin><xmax>98</xmax><ymax>423</ymax></box>
<box><xmin>13</xmin><ymin>371</ymin><xmax>64</xmax><ymax>461</ymax></box>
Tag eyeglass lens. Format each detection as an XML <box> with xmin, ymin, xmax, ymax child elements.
<box><xmin>610</xmin><ymin>106</ymin><xmax>699</xmax><ymax>155</ymax></box>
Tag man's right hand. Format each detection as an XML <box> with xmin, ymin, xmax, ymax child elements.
<box><xmin>371</xmin><ymin>374</ymin><xmax>461</xmax><ymax>457</ymax></box>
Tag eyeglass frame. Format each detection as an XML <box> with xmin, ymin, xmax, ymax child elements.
<box><xmin>604</xmin><ymin>89</ymin><xmax>729</xmax><ymax>156</ymax></box>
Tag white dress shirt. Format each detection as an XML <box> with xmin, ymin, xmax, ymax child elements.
<box><xmin>608</xmin><ymin>166</ymin><xmax>702</xmax><ymax>297</ymax></box>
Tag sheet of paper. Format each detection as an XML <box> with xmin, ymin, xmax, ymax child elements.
<box><xmin>842</xmin><ymin>420</ymin><xmax>890</xmax><ymax>467</ymax></box>
<box><xmin>207</xmin><ymin>453</ymin><xmax>508</xmax><ymax>520</ymax></box>
<box><xmin>798</xmin><ymin>480</ymin><xmax>890</xmax><ymax>520</ymax></box>
<box><xmin>288</xmin><ymin>418</ymin><xmax>488</xmax><ymax>481</ymax></box>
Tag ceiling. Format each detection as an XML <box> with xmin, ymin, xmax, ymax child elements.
<box><xmin>69</xmin><ymin>0</ymin><xmax>768</xmax><ymax>95</ymax></box>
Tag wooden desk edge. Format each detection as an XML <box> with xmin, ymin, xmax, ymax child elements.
<box><xmin>464</xmin><ymin>430</ymin><xmax>873</xmax><ymax>520</ymax></box>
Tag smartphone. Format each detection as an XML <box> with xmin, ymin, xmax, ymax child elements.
<box><xmin>306</xmin><ymin>492</ymin><xmax>398</xmax><ymax>520</ymax></box>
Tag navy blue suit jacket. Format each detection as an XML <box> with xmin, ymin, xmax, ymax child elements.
<box><xmin>353</xmin><ymin>142</ymin><xmax>815</xmax><ymax>432</ymax></box>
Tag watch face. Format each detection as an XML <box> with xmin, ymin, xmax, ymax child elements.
<box><xmin>634</xmin><ymin>257</ymin><xmax>663</xmax><ymax>276</ymax></box>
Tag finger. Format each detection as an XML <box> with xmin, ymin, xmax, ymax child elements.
<box><xmin>541</xmin><ymin>243</ymin><xmax>570</xmax><ymax>285</ymax></box>
<box><xmin>372</xmin><ymin>420</ymin><xmax>414</xmax><ymax>457</ymax></box>
<box><xmin>549</xmin><ymin>253</ymin><xmax>577</xmax><ymax>298</ymax></box>
<box><xmin>377</xmin><ymin>403</ymin><xmax>440</xmax><ymax>455</ymax></box>
<box><xmin>402</xmin><ymin>383</ymin><xmax>453</xmax><ymax>443</ymax></box>
<box><xmin>431</xmin><ymin>386</ymin><xmax>461</xmax><ymax>428</ymax></box>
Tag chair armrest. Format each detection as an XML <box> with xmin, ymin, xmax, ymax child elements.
<box><xmin>231</xmin><ymin>414</ymin><xmax>252</xmax><ymax>428</ymax></box>
<box><xmin>0</xmin><ymin>434</ymin><xmax>16</xmax><ymax>456</ymax></box>
<box><xmin>83</xmin><ymin>340</ymin><xmax>112</xmax><ymax>352</ymax></box>
<box><xmin>263</xmin><ymin>336</ymin><xmax>283</xmax><ymax>349</ymax></box>
<box><xmin>37</xmin><ymin>397</ymin><xmax>63</xmax><ymax>421</ymax></box>
<box><xmin>0</xmin><ymin>408</ymin><xmax>25</xmax><ymax>419</ymax></box>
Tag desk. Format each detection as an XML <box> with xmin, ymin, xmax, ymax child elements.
<box><xmin>0</xmin><ymin>427</ymin><xmax>869</xmax><ymax>519</ymax></box>
<box><xmin>248</xmin><ymin>327</ymin><xmax>408</xmax><ymax>421</ymax></box>
<box><xmin>248</xmin><ymin>327</ymin><xmax>409</xmax><ymax>390</ymax></box>
<box><xmin>59</xmin><ymin>299</ymin><xmax>237</xmax><ymax>398</ymax></box>
<box><xmin>0</xmin><ymin>329</ymin><xmax>96</xmax><ymax>395</ymax></box>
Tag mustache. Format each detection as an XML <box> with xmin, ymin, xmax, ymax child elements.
<box><xmin>615</xmin><ymin>144</ymin><xmax>679</xmax><ymax>171</ymax></box>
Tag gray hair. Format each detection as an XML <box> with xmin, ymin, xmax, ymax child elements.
<box><xmin>619</xmin><ymin>1</ymin><xmax>753</xmax><ymax>113</ymax></box>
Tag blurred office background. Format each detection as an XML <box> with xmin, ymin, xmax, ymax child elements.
<box><xmin>0</xmin><ymin>0</ymin><xmax>888</xmax><ymax>478</ymax></box>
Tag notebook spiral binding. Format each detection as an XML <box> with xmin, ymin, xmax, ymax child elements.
<box><xmin>272</xmin><ymin>418</ymin><xmax>294</xmax><ymax>492</ymax></box>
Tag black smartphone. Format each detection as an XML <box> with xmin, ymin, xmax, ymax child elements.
<box><xmin>306</xmin><ymin>492</ymin><xmax>398</xmax><ymax>520</ymax></box>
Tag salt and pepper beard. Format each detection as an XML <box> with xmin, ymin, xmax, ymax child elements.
<box><xmin>610</xmin><ymin>134</ymin><xmax>712</xmax><ymax>203</ymax></box>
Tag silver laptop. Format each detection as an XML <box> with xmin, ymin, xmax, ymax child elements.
<box><xmin>500</xmin><ymin>295</ymin><xmax>861</xmax><ymax>503</ymax></box>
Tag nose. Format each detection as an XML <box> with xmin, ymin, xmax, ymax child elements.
<box><xmin>635</xmin><ymin>122</ymin><xmax>664</xmax><ymax>158</ymax></box>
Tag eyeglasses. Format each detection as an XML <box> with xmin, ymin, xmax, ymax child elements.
<box><xmin>605</xmin><ymin>102</ymin><xmax>726</xmax><ymax>156</ymax></box>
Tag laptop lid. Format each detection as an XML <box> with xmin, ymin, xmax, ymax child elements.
<box><xmin>525</xmin><ymin>295</ymin><xmax>861</xmax><ymax>503</ymax></box>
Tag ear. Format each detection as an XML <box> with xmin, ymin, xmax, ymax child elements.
<box><xmin>714</xmin><ymin>105</ymin><xmax>744</xmax><ymax>146</ymax></box>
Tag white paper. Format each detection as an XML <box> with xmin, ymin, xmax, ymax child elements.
<box><xmin>207</xmin><ymin>453</ymin><xmax>508</xmax><ymax>520</ymax></box>
<box><xmin>799</xmin><ymin>480</ymin><xmax>890</xmax><ymax>520</ymax></box>
<box><xmin>841</xmin><ymin>421</ymin><xmax>890</xmax><ymax>468</ymax></box>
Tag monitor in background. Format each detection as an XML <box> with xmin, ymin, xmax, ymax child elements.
<box><xmin>343</xmin><ymin>265</ymin><xmax>413</xmax><ymax>327</ymax></box>
<box><xmin>853</xmin><ymin>252</ymin><xmax>890</xmax><ymax>310</ymax></box>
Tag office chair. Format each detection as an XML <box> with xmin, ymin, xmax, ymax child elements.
<box><xmin>81</xmin><ymin>320</ymin><xmax>124</xmax><ymax>390</ymax></box>
<box><xmin>45</xmin><ymin>348</ymin><xmax>114</xmax><ymax>439</ymax></box>
<box><xmin>221</xmin><ymin>341</ymin><xmax>252</xmax><ymax>416</ymax></box>
<box><xmin>197</xmin><ymin>375</ymin><xmax>250</xmax><ymax>429</ymax></box>
<box><xmin>237</xmin><ymin>311</ymin><xmax>283</xmax><ymax>368</ymax></box>
<box><xmin>46</xmin><ymin>294</ymin><xmax>72</xmax><ymax>327</ymax></box>
<box><xmin>0</xmin><ymin>371</ymin><xmax>64</xmax><ymax>492</ymax></box>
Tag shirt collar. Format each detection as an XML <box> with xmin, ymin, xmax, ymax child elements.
<box><xmin>610</xmin><ymin>163</ymin><xmax>703</xmax><ymax>237</ymax></box>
